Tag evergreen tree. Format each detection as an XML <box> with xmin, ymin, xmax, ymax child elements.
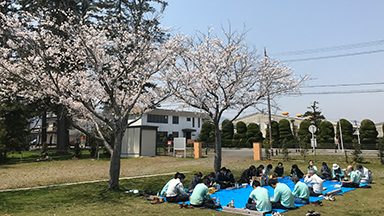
<box><xmin>266</xmin><ymin>120</ymin><xmax>279</xmax><ymax>148</ymax></box>
<box><xmin>298</xmin><ymin>120</ymin><xmax>312</xmax><ymax>144</ymax></box>
<box><xmin>303</xmin><ymin>101</ymin><xmax>325</xmax><ymax>128</ymax></box>
<box><xmin>0</xmin><ymin>98</ymin><xmax>37</xmax><ymax>163</ymax></box>
<box><xmin>317</xmin><ymin>121</ymin><xmax>335</xmax><ymax>143</ymax></box>
<box><xmin>199</xmin><ymin>122</ymin><xmax>215</xmax><ymax>143</ymax></box>
<box><xmin>279</xmin><ymin>119</ymin><xmax>293</xmax><ymax>144</ymax></box>
<box><xmin>221</xmin><ymin>119</ymin><xmax>234</xmax><ymax>147</ymax></box>
<box><xmin>359</xmin><ymin>119</ymin><xmax>378</xmax><ymax>144</ymax></box>
<box><xmin>233</xmin><ymin>121</ymin><xmax>247</xmax><ymax>147</ymax></box>
<box><xmin>246</xmin><ymin>123</ymin><xmax>264</xmax><ymax>147</ymax></box>
<box><xmin>298</xmin><ymin>120</ymin><xmax>311</xmax><ymax>161</ymax></box>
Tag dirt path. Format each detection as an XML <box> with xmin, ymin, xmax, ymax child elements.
<box><xmin>0</xmin><ymin>156</ymin><xmax>253</xmax><ymax>190</ymax></box>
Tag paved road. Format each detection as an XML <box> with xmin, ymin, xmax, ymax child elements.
<box><xmin>221</xmin><ymin>148</ymin><xmax>380</xmax><ymax>158</ymax></box>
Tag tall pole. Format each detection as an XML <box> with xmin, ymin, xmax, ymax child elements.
<box><xmin>265</xmin><ymin>48</ymin><xmax>273</xmax><ymax>156</ymax></box>
<box><xmin>339</xmin><ymin>119</ymin><xmax>348</xmax><ymax>163</ymax></box>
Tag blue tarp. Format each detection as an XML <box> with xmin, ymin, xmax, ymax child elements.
<box><xmin>166</xmin><ymin>176</ymin><xmax>368</xmax><ymax>216</ymax></box>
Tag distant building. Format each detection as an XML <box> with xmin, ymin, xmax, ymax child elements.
<box><xmin>376</xmin><ymin>122</ymin><xmax>383</xmax><ymax>138</ymax></box>
<box><xmin>233</xmin><ymin>113</ymin><xmax>306</xmax><ymax>137</ymax></box>
<box><xmin>129</xmin><ymin>109</ymin><xmax>211</xmax><ymax>140</ymax></box>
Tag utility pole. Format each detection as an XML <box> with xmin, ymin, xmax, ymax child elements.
<box><xmin>339</xmin><ymin>119</ymin><xmax>348</xmax><ymax>163</ymax></box>
<box><xmin>265</xmin><ymin>48</ymin><xmax>273</xmax><ymax>157</ymax></box>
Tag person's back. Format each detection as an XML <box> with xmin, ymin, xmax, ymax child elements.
<box><xmin>166</xmin><ymin>178</ymin><xmax>187</xmax><ymax>197</ymax></box>
<box><xmin>304</xmin><ymin>171</ymin><xmax>323</xmax><ymax>196</ymax></box>
<box><xmin>293</xmin><ymin>181</ymin><xmax>309</xmax><ymax>199</ymax></box>
<box><xmin>190</xmin><ymin>183</ymin><xmax>209</xmax><ymax>206</ymax></box>
<box><xmin>270</xmin><ymin>181</ymin><xmax>295</xmax><ymax>209</ymax></box>
<box><xmin>349</xmin><ymin>170</ymin><xmax>361</xmax><ymax>184</ymax></box>
<box><xmin>359</xmin><ymin>166</ymin><xmax>373</xmax><ymax>183</ymax></box>
<box><xmin>291</xmin><ymin>176</ymin><xmax>309</xmax><ymax>204</ymax></box>
<box><xmin>249</xmin><ymin>186</ymin><xmax>272</xmax><ymax>212</ymax></box>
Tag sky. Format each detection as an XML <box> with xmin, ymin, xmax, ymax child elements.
<box><xmin>158</xmin><ymin>0</ymin><xmax>384</xmax><ymax>124</ymax></box>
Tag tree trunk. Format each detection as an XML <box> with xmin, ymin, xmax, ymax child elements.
<box><xmin>56</xmin><ymin>104</ymin><xmax>69</xmax><ymax>153</ymax></box>
<box><xmin>41</xmin><ymin>111</ymin><xmax>47</xmax><ymax>145</ymax></box>
<box><xmin>214</xmin><ymin>122</ymin><xmax>222</xmax><ymax>173</ymax></box>
<box><xmin>107</xmin><ymin>126</ymin><xmax>124</xmax><ymax>190</ymax></box>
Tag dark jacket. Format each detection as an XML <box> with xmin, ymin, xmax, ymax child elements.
<box><xmin>274</xmin><ymin>166</ymin><xmax>284</xmax><ymax>177</ymax></box>
<box><xmin>188</xmin><ymin>176</ymin><xmax>202</xmax><ymax>192</ymax></box>
<box><xmin>291</xmin><ymin>167</ymin><xmax>304</xmax><ymax>178</ymax></box>
<box><xmin>321</xmin><ymin>166</ymin><xmax>332</xmax><ymax>178</ymax></box>
<box><xmin>239</xmin><ymin>168</ymin><xmax>257</xmax><ymax>184</ymax></box>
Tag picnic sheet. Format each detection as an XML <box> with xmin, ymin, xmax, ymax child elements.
<box><xmin>166</xmin><ymin>176</ymin><xmax>368</xmax><ymax>216</ymax></box>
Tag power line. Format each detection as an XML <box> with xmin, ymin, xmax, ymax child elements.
<box><xmin>272</xmin><ymin>39</ymin><xmax>384</xmax><ymax>56</ymax></box>
<box><xmin>302</xmin><ymin>81</ymin><xmax>384</xmax><ymax>88</ymax></box>
<box><xmin>282</xmin><ymin>49</ymin><xmax>384</xmax><ymax>62</ymax></box>
<box><xmin>288</xmin><ymin>89</ymin><xmax>384</xmax><ymax>96</ymax></box>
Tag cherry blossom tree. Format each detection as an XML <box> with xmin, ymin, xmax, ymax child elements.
<box><xmin>166</xmin><ymin>29</ymin><xmax>307</xmax><ymax>172</ymax></box>
<box><xmin>0</xmin><ymin>6</ymin><xmax>178</xmax><ymax>190</ymax></box>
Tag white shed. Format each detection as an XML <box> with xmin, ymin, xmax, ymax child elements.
<box><xmin>121</xmin><ymin>126</ymin><xmax>157</xmax><ymax>158</ymax></box>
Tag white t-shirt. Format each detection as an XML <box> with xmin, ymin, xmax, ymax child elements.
<box><xmin>304</xmin><ymin>174</ymin><xmax>323</xmax><ymax>194</ymax></box>
<box><xmin>165</xmin><ymin>178</ymin><xmax>188</xmax><ymax>197</ymax></box>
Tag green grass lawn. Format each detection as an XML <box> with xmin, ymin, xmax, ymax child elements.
<box><xmin>1</xmin><ymin>154</ymin><xmax>383</xmax><ymax>216</ymax></box>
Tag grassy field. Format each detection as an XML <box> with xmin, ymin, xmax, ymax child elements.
<box><xmin>0</xmin><ymin>153</ymin><xmax>383</xmax><ymax>216</ymax></box>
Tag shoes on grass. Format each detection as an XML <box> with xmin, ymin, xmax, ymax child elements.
<box><xmin>310</xmin><ymin>201</ymin><xmax>323</xmax><ymax>206</ymax></box>
<box><xmin>306</xmin><ymin>211</ymin><xmax>321</xmax><ymax>216</ymax></box>
<box><xmin>179</xmin><ymin>203</ymin><xmax>193</xmax><ymax>209</ymax></box>
<box><xmin>150</xmin><ymin>196</ymin><xmax>164</xmax><ymax>204</ymax></box>
<box><xmin>325</xmin><ymin>195</ymin><xmax>335</xmax><ymax>201</ymax></box>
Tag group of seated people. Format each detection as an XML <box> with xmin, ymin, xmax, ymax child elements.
<box><xmin>159</xmin><ymin>160</ymin><xmax>373</xmax><ymax>213</ymax></box>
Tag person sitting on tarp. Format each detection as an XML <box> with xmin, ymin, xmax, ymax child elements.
<box><xmin>245</xmin><ymin>180</ymin><xmax>272</xmax><ymax>213</ymax></box>
<box><xmin>304</xmin><ymin>168</ymin><xmax>323</xmax><ymax>197</ymax></box>
<box><xmin>262</xmin><ymin>164</ymin><xmax>273</xmax><ymax>185</ymax></box>
<box><xmin>215</xmin><ymin>167</ymin><xmax>234</xmax><ymax>189</ymax></box>
<box><xmin>226</xmin><ymin>169</ymin><xmax>236</xmax><ymax>184</ymax></box>
<box><xmin>341</xmin><ymin>165</ymin><xmax>360</xmax><ymax>188</ymax></box>
<box><xmin>331</xmin><ymin>164</ymin><xmax>344</xmax><ymax>181</ymax></box>
<box><xmin>290</xmin><ymin>164</ymin><xmax>304</xmax><ymax>179</ymax></box>
<box><xmin>190</xmin><ymin>178</ymin><xmax>219</xmax><ymax>209</ymax></box>
<box><xmin>165</xmin><ymin>172</ymin><xmax>190</xmax><ymax>203</ymax></box>
<box><xmin>307</xmin><ymin>160</ymin><xmax>318</xmax><ymax>175</ymax></box>
<box><xmin>256</xmin><ymin>164</ymin><xmax>265</xmax><ymax>177</ymax></box>
<box><xmin>356</xmin><ymin>164</ymin><xmax>373</xmax><ymax>184</ymax></box>
<box><xmin>188</xmin><ymin>171</ymin><xmax>203</xmax><ymax>193</ymax></box>
<box><xmin>320</xmin><ymin>162</ymin><xmax>332</xmax><ymax>180</ymax></box>
<box><xmin>160</xmin><ymin>172</ymin><xmax>179</xmax><ymax>196</ymax></box>
<box><xmin>238</xmin><ymin>165</ymin><xmax>257</xmax><ymax>184</ymax></box>
<box><xmin>269</xmin><ymin>178</ymin><xmax>295</xmax><ymax>209</ymax></box>
<box><xmin>274</xmin><ymin>162</ymin><xmax>284</xmax><ymax>177</ymax></box>
<box><xmin>291</xmin><ymin>176</ymin><xmax>310</xmax><ymax>204</ymax></box>
<box><xmin>202</xmin><ymin>172</ymin><xmax>216</xmax><ymax>188</ymax></box>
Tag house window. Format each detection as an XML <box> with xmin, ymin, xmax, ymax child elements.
<box><xmin>172</xmin><ymin>131</ymin><xmax>179</xmax><ymax>138</ymax></box>
<box><xmin>198</xmin><ymin>118</ymin><xmax>200</xmax><ymax>128</ymax></box>
<box><xmin>172</xmin><ymin>116</ymin><xmax>179</xmax><ymax>124</ymax></box>
<box><xmin>147</xmin><ymin>114</ymin><xmax>168</xmax><ymax>123</ymax></box>
<box><xmin>187</xmin><ymin>117</ymin><xmax>191</xmax><ymax>122</ymax></box>
<box><xmin>192</xmin><ymin>117</ymin><xmax>195</xmax><ymax>127</ymax></box>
